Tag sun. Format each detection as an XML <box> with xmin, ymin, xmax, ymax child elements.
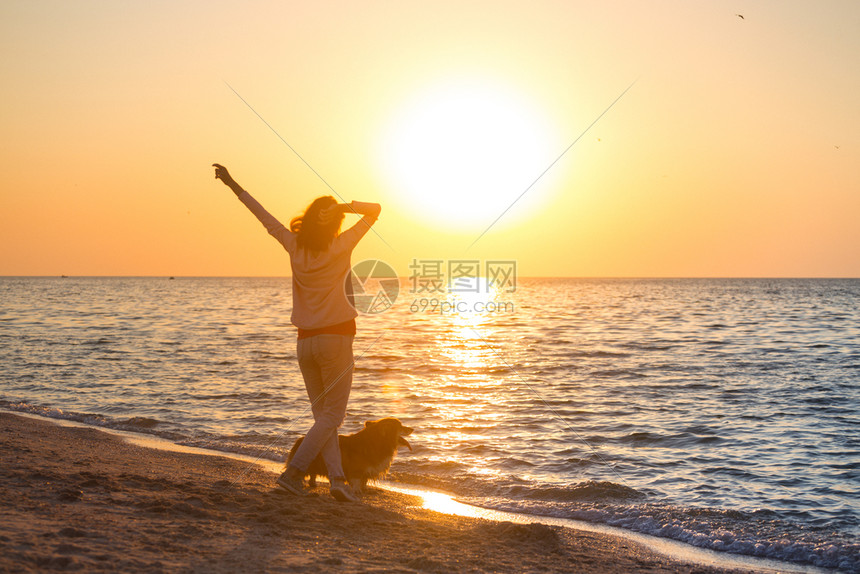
<box><xmin>378</xmin><ymin>80</ymin><xmax>560</xmax><ymax>229</ymax></box>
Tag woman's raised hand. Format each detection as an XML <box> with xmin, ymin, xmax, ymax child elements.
<box><xmin>212</xmin><ymin>163</ymin><xmax>235</xmax><ymax>186</ymax></box>
<box><xmin>213</xmin><ymin>163</ymin><xmax>245</xmax><ymax>196</ymax></box>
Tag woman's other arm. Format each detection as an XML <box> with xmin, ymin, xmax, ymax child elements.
<box><xmin>323</xmin><ymin>201</ymin><xmax>382</xmax><ymax>247</ymax></box>
<box><xmin>346</xmin><ymin>201</ymin><xmax>381</xmax><ymax>220</ymax></box>
<box><xmin>319</xmin><ymin>201</ymin><xmax>381</xmax><ymax>226</ymax></box>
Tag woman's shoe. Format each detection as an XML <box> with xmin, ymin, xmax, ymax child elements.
<box><xmin>330</xmin><ymin>481</ymin><xmax>360</xmax><ymax>503</ymax></box>
<box><xmin>276</xmin><ymin>471</ymin><xmax>308</xmax><ymax>496</ymax></box>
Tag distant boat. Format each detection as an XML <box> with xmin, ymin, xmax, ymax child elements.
<box><xmin>61</xmin><ymin>275</ymin><xmax>68</xmax><ymax>278</ymax></box>
<box><xmin>168</xmin><ymin>276</ymin><xmax>175</xmax><ymax>280</ymax></box>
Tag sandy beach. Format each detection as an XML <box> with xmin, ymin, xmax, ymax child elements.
<box><xmin>0</xmin><ymin>412</ymin><xmax>764</xmax><ymax>573</ymax></box>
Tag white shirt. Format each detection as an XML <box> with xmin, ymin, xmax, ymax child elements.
<box><xmin>237</xmin><ymin>191</ymin><xmax>377</xmax><ymax>330</ymax></box>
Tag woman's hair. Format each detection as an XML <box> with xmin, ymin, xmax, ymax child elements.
<box><xmin>290</xmin><ymin>196</ymin><xmax>344</xmax><ymax>253</ymax></box>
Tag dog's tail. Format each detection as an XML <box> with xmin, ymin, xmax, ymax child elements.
<box><xmin>285</xmin><ymin>436</ymin><xmax>304</xmax><ymax>470</ymax></box>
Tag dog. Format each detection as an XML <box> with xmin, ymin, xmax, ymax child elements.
<box><xmin>286</xmin><ymin>417</ymin><xmax>413</xmax><ymax>492</ymax></box>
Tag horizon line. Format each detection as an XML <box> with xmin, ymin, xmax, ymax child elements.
<box><xmin>2</xmin><ymin>275</ymin><xmax>859</xmax><ymax>280</ymax></box>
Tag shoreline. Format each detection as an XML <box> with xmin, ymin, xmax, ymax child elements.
<box><xmin>0</xmin><ymin>411</ymin><xmax>768</xmax><ymax>574</ymax></box>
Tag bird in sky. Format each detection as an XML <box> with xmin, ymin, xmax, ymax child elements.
<box><xmin>736</xmin><ymin>13</ymin><xmax>745</xmax><ymax>19</ymax></box>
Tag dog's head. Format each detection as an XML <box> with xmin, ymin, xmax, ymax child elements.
<box><xmin>364</xmin><ymin>417</ymin><xmax>414</xmax><ymax>451</ymax></box>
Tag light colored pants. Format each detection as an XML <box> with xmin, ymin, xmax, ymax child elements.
<box><xmin>288</xmin><ymin>334</ymin><xmax>354</xmax><ymax>480</ymax></box>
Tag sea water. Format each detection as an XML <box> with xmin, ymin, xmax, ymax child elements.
<box><xmin>1</xmin><ymin>277</ymin><xmax>857</xmax><ymax>571</ymax></box>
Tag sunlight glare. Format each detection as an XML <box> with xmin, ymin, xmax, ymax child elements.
<box><xmin>379</xmin><ymin>81</ymin><xmax>559</xmax><ymax>228</ymax></box>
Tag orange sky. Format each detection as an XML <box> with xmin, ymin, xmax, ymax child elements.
<box><xmin>1</xmin><ymin>1</ymin><xmax>858</xmax><ymax>277</ymax></box>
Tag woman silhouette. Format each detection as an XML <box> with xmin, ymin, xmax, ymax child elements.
<box><xmin>213</xmin><ymin>163</ymin><xmax>381</xmax><ymax>502</ymax></box>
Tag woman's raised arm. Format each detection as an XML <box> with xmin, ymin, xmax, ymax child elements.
<box><xmin>212</xmin><ymin>163</ymin><xmax>293</xmax><ymax>249</ymax></box>
<box><xmin>212</xmin><ymin>163</ymin><xmax>245</xmax><ymax>197</ymax></box>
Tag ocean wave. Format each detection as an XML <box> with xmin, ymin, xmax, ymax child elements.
<box><xmin>591</xmin><ymin>369</ymin><xmax>648</xmax><ymax>379</ymax></box>
<box><xmin>192</xmin><ymin>392</ymin><xmax>276</xmax><ymax>401</ymax></box>
<box><xmin>176</xmin><ymin>437</ymin><xmax>288</xmax><ymax>463</ymax></box>
<box><xmin>615</xmin><ymin>431</ymin><xmax>725</xmax><ymax>447</ymax></box>
<box><xmin>122</xmin><ymin>416</ymin><xmax>161</xmax><ymax>429</ymax></box>
<box><xmin>480</xmin><ymin>497</ymin><xmax>859</xmax><ymax>572</ymax></box>
<box><xmin>501</xmin><ymin>480</ymin><xmax>645</xmax><ymax>502</ymax></box>
<box><xmin>0</xmin><ymin>400</ymin><xmax>293</xmax><ymax>464</ymax></box>
<box><xmin>391</xmin><ymin>458</ymin><xmax>860</xmax><ymax>571</ymax></box>
<box><xmin>385</xmin><ymin>462</ymin><xmax>859</xmax><ymax>571</ymax></box>
<box><xmin>568</xmin><ymin>350</ymin><xmax>631</xmax><ymax>358</ymax></box>
<box><xmin>1</xmin><ymin>401</ymin><xmax>186</xmax><ymax>441</ymax></box>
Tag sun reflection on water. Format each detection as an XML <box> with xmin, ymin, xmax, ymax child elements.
<box><xmin>406</xmin><ymin>279</ymin><xmax>518</xmax><ymax>484</ymax></box>
<box><xmin>435</xmin><ymin>278</ymin><xmax>510</xmax><ymax>371</ymax></box>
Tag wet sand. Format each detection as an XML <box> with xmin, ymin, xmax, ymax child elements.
<box><xmin>0</xmin><ymin>412</ymin><xmax>756</xmax><ymax>573</ymax></box>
